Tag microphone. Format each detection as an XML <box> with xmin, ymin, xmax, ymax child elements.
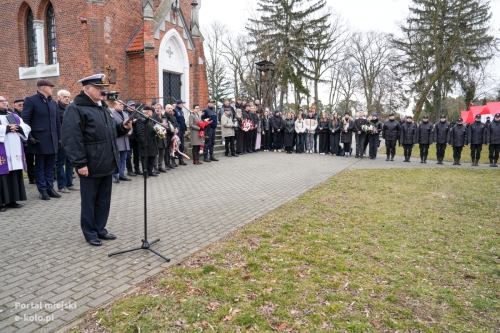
<box><xmin>100</xmin><ymin>91</ymin><xmax>120</xmax><ymax>100</ymax></box>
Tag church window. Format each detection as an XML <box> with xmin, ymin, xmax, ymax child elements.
<box><xmin>46</xmin><ymin>4</ymin><xmax>57</xmax><ymax>64</ymax></box>
<box><xmin>26</xmin><ymin>9</ymin><xmax>37</xmax><ymax>67</ymax></box>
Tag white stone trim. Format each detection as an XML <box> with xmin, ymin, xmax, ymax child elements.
<box><xmin>33</xmin><ymin>20</ymin><xmax>46</xmax><ymax>65</ymax></box>
<box><xmin>158</xmin><ymin>29</ymin><xmax>190</xmax><ymax>113</ymax></box>
<box><xmin>19</xmin><ymin>63</ymin><xmax>60</xmax><ymax>80</ymax></box>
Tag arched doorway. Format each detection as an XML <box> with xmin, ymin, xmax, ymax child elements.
<box><xmin>158</xmin><ymin>29</ymin><xmax>190</xmax><ymax>109</ymax></box>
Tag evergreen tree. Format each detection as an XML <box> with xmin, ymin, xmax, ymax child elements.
<box><xmin>393</xmin><ymin>0</ymin><xmax>495</xmax><ymax>121</ymax></box>
<box><xmin>247</xmin><ymin>0</ymin><xmax>328</xmax><ymax>110</ymax></box>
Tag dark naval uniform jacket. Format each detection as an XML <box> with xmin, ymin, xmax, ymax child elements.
<box><xmin>61</xmin><ymin>92</ymin><xmax>128</xmax><ymax>177</ymax></box>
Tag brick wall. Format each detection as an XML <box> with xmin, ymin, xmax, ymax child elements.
<box><xmin>0</xmin><ymin>0</ymin><xmax>208</xmax><ymax>109</ymax></box>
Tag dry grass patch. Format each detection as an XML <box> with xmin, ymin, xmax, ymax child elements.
<box><xmin>74</xmin><ymin>168</ymin><xmax>500</xmax><ymax>333</ymax></box>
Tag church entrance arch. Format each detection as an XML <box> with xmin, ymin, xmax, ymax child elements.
<box><xmin>158</xmin><ymin>29</ymin><xmax>189</xmax><ymax>108</ymax></box>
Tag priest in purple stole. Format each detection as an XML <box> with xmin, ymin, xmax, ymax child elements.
<box><xmin>0</xmin><ymin>96</ymin><xmax>31</xmax><ymax>212</ymax></box>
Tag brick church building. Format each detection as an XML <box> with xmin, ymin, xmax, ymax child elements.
<box><xmin>0</xmin><ymin>0</ymin><xmax>209</xmax><ymax>109</ymax></box>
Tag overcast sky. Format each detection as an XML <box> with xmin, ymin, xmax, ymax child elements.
<box><xmin>198</xmin><ymin>0</ymin><xmax>500</xmax><ymax>109</ymax></box>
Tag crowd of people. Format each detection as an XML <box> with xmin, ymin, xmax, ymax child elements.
<box><xmin>1</xmin><ymin>76</ymin><xmax>500</xmax><ymax>245</ymax></box>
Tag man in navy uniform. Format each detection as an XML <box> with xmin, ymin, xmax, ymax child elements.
<box><xmin>202</xmin><ymin>99</ymin><xmax>219</xmax><ymax>162</ymax></box>
<box><xmin>22</xmin><ymin>79</ymin><xmax>61</xmax><ymax>200</ymax></box>
<box><xmin>62</xmin><ymin>74</ymin><xmax>132</xmax><ymax>246</ymax></box>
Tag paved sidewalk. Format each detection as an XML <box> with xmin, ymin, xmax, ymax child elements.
<box><xmin>0</xmin><ymin>151</ymin><xmax>496</xmax><ymax>333</ymax></box>
<box><xmin>0</xmin><ymin>152</ymin><xmax>356</xmax><ymax>333</ymax></box>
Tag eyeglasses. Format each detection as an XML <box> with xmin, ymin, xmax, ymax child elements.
<box><xmin>0</xmin><ymin>100</ymin><xmax>7</xmax><ymax>103</ymax></box>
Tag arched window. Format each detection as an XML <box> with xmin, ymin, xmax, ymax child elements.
<box><xmin>46</xmin><ymin>4</ymin><xmax>57</xmax><ymax>64</ymax></box>
<box><xmin>26</xmin><ymin>9</ymin><xmax>37</xmax><ymax>67</ymax></box>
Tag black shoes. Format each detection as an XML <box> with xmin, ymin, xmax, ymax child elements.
<box><xmin>203</xmin><ymin>157</ymin><xmax>211</xmax><ymax>163</ymax></box>
<box><xmin>119</xmin><ymin>176</ymin><xmax>132</xmax><ymax>181</ymax></box>
<box><xmin>29</xmin><ymin>180</ymin><xmax>36</xmax><ymax>184</ymax></box>
<box><xmin>114</xmin><ymin>178</ymin><xmax>120</xmax><ymax>184</ymax></box>
<box><xmin>87</xmin><ymin>239</ymin><xmax>102</xmax><ymax>246</ymax></box>
<box><xmin>210</xmin><ymin>156</ymin><xmax>219</xmax><ymax>162</ymax></box>
<box><xmin>39</xmin><ymin>191</ymin><xmax>50</xmax><ymax>200</ymax></box>
<box><xmin>98</xmin><ymin>233</ymin><xmax>117</xmax><ymax>240</ymax></box>
<box><xmin>147</xmin><ymin>172</ymin><xmax>158</xmax><ymax>177</ymax></box>
<box><xmin>231</xmin><ymin>154</ymin><xmax>239</xmax><ymax>157</ymax></box>
<box><xmin>158</xmin><ymin>167</ymin><xmax>167</xmax><ymax>173</ymax></box>
<box><xmin>135</xmin><ymin>169</ymin><xmax>144</xmax><ymax>175</ymax></box>
<box><xmin>0</xmin><ymin>206</ymin><xmax>6</xmax><ymax>212</ymax></box>
<box><xmin>127</xmin><ymin>171</ymin><xmax>137</xmax><ymax>177</ymax></box>
<box><xmin>47</xmin><ymin>188</ymin><xmax>61</xmax><ymax>198</ymax></box>
<box><xmin>179</xmin><ymin>159</ymin><xmax>187</xmax><ymax>166</ymax></box>
<box><xmin>6</xmin><ymin>202</ymin><xmax>22</xmax><ymax>208</ymax></box>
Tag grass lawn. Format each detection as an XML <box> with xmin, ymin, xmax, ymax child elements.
<box><xmin>75</xmin><ymin>169</ymin><xmax>500</xmax><ymax>333</ymax></box>
<box><xmin>393</xmin><ymin>144</ymin><xmax>492</xmax><ymax>164</ymax></box>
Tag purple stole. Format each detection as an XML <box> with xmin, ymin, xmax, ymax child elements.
<box><xmin>0</xmin><ymin>112</ymin><xmax>26</xmax><ymax>175</ymax></box>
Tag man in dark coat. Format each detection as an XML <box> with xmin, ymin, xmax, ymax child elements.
<box><xmin>382</xmin><ymin>113</ymin><xmax>401</xmax><ymax>161</ymax></box>
<box><xmin>62</xmin><ymin>74</ymin><xmax>131</xmax><ymax>246</ymax></box>
<box><xmin>112</xmin><ymin>100</ymin><xmax>132</xmax><ymax>182</ymax></box>
<box><xmin>173</xmin><ymin>100</ymin><xmax>188</xmax><ymax>165</ymax></box>
<box><xmin>448</xmin><ymin>117</ymin><xmax>467</xmax><ymax>165</ymax></box>
<box><xmin>433</xmin><ymin>114</ymin><xmax>450</xmax><ymax>165</ymax></box>
<box><xmin>136</xmin><ymin>107</ymin><xmax>159</xmax><ymax>177</ymax></box>
<box><xmin>486</xmin><ymin>113</ymin><xmax>500</xmax><ymax>167</ymax></box>
<box><xmin>271</xmin><ymin>110</ymin><xmax>284</xmax><ymax>151</ymax></box>
<box><xmin>55</xmin><ymin>89</ymin><xmax>78</xmax><ymax>192</ymax></box>
<box><xmin>467</xmin><ymin>114</ymin><xmax>487</xmax><ymax>166</ymax></box>
<box><xmin>417</xmin><ymin>115</ymin><xmax>433</xmax><ymax>163</ymax></box>
<box><xmin>22</xmin><ymin>79</ymin><xmax>61</xmax><ymax>200</ymax></box>
<box><xmin>400</xmin><ymin>116</ymin><xmax>418</xmax><ymax>162</ymax></box>
<box><xmin>354</xmin><ymin>110</ymin><xmax>367</xmax><ymax>158</ymax></box>
<box><xmin>202</xmin><ymin>99</ymin><xmax>219</xmax><ymax>162</ymax></box>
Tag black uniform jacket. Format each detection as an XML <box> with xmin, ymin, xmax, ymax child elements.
<box><xmin>382</xmin><ymin>119</ymin><xmax>401</xmax><ymax>141</ymax></box>
<box><xmin>62</xmin><ymin>92</ymin><xmax>128</xmax><ymax>177</ymax></box>
<box><xmin>418</xmin><ymin>122</ymin><xmax>433</xmax><ymax>144</ymax></box>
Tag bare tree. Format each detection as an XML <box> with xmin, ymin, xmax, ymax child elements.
<box><xmin>203</xmin><ymin>22</ymin><xmax>232</xmax><ymax>104</ymax></box>
<box><xmin>350</xmin><ymin>31</ymin><xmax>395</xmax><ymax>111</ymax></box>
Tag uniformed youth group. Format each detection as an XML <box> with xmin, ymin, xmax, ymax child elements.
<box><xmin>1</xmin><ymin>73</ymin><xmax>500</xmax><ymax>247</ymax></box>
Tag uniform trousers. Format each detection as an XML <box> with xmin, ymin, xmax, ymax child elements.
<box><xmin>488</xmin><ymin>144</ymin><xmax>500</xmax><ymax>160</ymax></box>
<box><xmin>403</xmin><ymin>144</ymin><xmax>413</xmax><ymax>160</ymax></box>
<box><xmin>436</xmin><ymin>143</ymin><xmax>447</xmax><ymax>160</ymax></box>
<box><xmin>419</xmin><ymin>144</ymin><xmax>430</xmax><ymax>158</ymax></box>
<box><xmin>470</xmin><ymin>144</ymin><xmax>482</xmax><ymax>161</ymax></box>
<box><xmin>367</xmin><ymin>135</ymin><xmax>379</xmax><ymax>158</ymax></box>
<box><xmin>203</xmin><ymin>127</ymin><xmax>216</xmax><ymax>158</ymax></box>
<box><xmin>453</xmin><ymin>146</ymin><xmax>463</xmax><ymax>160</ymax></box>
<box><xmin>34</xmin><ymin>153</ymin><xmax>56</xmax><ymax>192</ymax></box>
<box><xmin>80</xmin><ymin>175</ymin><xmax>112</xmax><ymax>241</ymax></box>
<box><xmin>385</xmin><ymin>140</ymin><xmax>396</xmax><ymax>157</ymax></box>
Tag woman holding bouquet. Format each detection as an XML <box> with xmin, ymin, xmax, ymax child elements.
<box><xmin>367</xmin><ymin>113</ymin><xmax>383</xmax><ymax>159</ymax></box>
<box><xmin>318</xmin><ymin>112</ymin><xmax>330</xmax><ymax>155</ymax></box>
<box><xmin>189</xmin><ymin>104</ymin><xmax>203</xmax><ymax>165</ymax></box>
<box><xmin>329</xmin><ymin>112</ymin><xmax>341</xmax><ymax>155</ymax></box>
<box><xmin>340</xmin><ymin>113</ymin><xmax>354</xmax><ymax>157</ymax></box>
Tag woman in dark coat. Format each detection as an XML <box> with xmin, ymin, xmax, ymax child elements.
<box><xmin>136</xmin><ymin>107</ymin><xmax>159</xmax><ymax>176</ymax></box>
<box><xmin>340</xmin><ymin>113</ymin><xmax>354</xmax><ymax>157</ymax></box>
<box><xmin>234</xmin><ymin>108</ymin><xmax>244</xmax><ymax>155</ymax></box>
<box><xmin>261</xmin><ymin>110</ymin><xmax>271</xmax><ymax>151</ymax></box>
<box><xmin>329</xmin><ymin>112</ymin><xmax>341</xmax><ymax>155</ymax></box>
<box><xmin>317</xmin><ymin>112</ymin><xmax>330</xmax><ymax>155</ymax></box>
<box><xmin>283</xmin><ymin>112</ymin><xmax>295</xmax><ymax>153</ymax></box>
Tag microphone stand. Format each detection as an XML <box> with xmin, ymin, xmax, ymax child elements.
<box><xmin>106</xmin><ymin>95</ymin><xmax>170</xmax><ymax>262</ymax></box>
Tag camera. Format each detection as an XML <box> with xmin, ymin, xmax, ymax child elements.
<box><xmin>100</xmin><ymin>91</ymin><xmax>120</xmax><ymax>100</ymax></box>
